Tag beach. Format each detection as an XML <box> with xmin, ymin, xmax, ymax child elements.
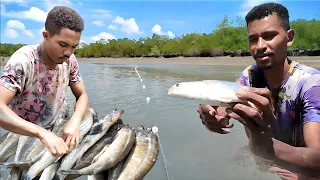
<box><xmin>1</xmin><ymin>56</ymin><xmax>320</xmax><ymax>68</ymax></box>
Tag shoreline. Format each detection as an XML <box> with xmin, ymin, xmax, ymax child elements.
<box><xmin>1</xmin><ymin>56</ymin><xmax>320</xmax><ymax>67</ymax></box>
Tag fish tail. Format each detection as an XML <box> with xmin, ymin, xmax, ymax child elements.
<box><xmin>58</xmin><ymin>169</ymin><xmax>81</xmax><ymax>175</ymax></box>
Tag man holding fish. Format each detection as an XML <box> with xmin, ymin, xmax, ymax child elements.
<box><xmin>197</xmin><ymin>2</ymin><xmax>320</xmax><ymax>180</ymax></box>
<box><xmin>0</xmin><ymin>6</ymin><xmax>88</xmax><ymax>157</ymax></box>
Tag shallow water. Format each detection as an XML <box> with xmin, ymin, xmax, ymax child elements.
<box><xmin>0</xmin><ymin>60</ymin><xmax>307</xmax><ymax>180</ymax></box>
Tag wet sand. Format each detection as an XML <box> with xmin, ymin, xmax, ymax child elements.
<box><xmin>1</xmin><ymin>56</ymin><xmax>320</xmax><ymax>68</ymax></box>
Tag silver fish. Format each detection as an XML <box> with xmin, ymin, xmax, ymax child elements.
<box><xmin>168</xmin><ymin>80</ymin><xmax>248</xmax><ymax>107</ymax></box>
<box><xmin>56</xmin><ymin>109</ymin><xmax>124</xmax><ymax>180</ymax></box>
<box><xmin>58</xmin><ymin>124</ymin><xmax>135</xmax><ymax>177</ymax></box>
<box><xmin>0</xmin><ymin>116</ymin><xmax>70</xmax><ymax>169</ymax></box>
<box><xmin>0</xmin><ymin>131</ymin><xmax>9</xmax><ymax>145</ymax></box>
<box><xmin>107</xmin><ymin>156</ymin><xmax>126</xmax><ymax>180</ymax></box>
<box><xmin>64</xmin><ymin>121</ymin><xmax>123</xmax><ymax>180</ymax></box>
<box><xmin>87</xmin><ymin>173</ymin><xmax>105</xmax><ymax>180</ymax></box>
<box><xmin>39</xmin><ymin>161</ymin><xmax>61</xmax><ymax>180</ymax></box>
<box><xmin>117</xmin><ymin>125</ymin><xmax>159</xmax><ymax>180</ymax></box>
<box><xmin>6</xmin><ymin>167</ymin><xmax>23</xmax><ymax>180</ymax></box>
<box><xmin>22</xmin><ymin>106</ymin><xmax>96</xmax><ymax>180</ymax></box>
<box><xmin>0</xmin><ymin>132</ymin><xmax>20</xmax><ymax>162</ymax></box>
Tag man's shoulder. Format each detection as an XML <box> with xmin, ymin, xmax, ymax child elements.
<box><xmin>293</xmin><ymin>61</ymin><xmax>320</xmax><ymax>76</ymax></box>
<box><xmin>14</xmin><ymin>44</ymin><xmax>39</xmax><ymax>55</ymax></box>
<box><xmin>9</xmin><ymin>44</ymin><xmax>40</xmax><ymax>63</ymax></box>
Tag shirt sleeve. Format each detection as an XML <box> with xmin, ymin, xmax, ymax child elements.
<box><xmin>235</xmin><ymin>65</ymin><xmax>251</xmax><ymax>86</ymax></box>
<box><xmin>0</xmin><ymin>52</ymin><xmax>29</xmax><ymax>94</ymax></box>
<box><xmin>69</xmin><ymin>55</ymin><xmax>82</xmax><ymax>85</ymax></box>
<box><xmin>301</xmin><ymin>74</ymin><xmax>320</xmax><ymax>124</ymax></box>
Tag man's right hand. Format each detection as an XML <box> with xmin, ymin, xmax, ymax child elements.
<box><xmin>197</xmin><ymin>104</ymin><xmax>233</xmax><ymax>134</ymax></box>
<box><xmin>38</xmin><ymin>129</ymin><xmax>69</xmax><ymax>157</ymax></box>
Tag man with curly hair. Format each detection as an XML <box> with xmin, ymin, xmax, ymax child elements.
<box><xmin>0</xmin><ymin>6</ymin><xmax>88</xmax><ymax>157</ymax></box>
<box><xmin>198</xmin><ymin>2</ymin><xmax>320</xmax><ymax>180</ymax></box>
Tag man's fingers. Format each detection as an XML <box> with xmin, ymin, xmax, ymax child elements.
<box><xmin>233</xmin><ymin>104</ymin><xmax>269</xmax><ymax>131</ymax></box>
<box><xmin>206</xmin><ymin>126</ymin><xmax>231</xmax><ymax>134</ymax></box>
<box><xmin>65</xmin><ymin>136</ymin><xmax>72</xmax><ymax>147</ymax></box>
<box><xmin>49</xmin><ymin>146</ymin><xmax>57</xmax><ymax>157</ymax></box>
<box><xmin>69</xmin><ymin>137</ymin><xmax>76</xmax><ymax>152</ymax></box>
<box><xmin>227</xmin><ymin>108</ymin><xmax>259</xmax><ymax>132</ymax></box>
<box><xmin>76</xmin><ymin>136</ymin><xmax>80</xmax><ymax>147</ymax></box>
<box><xmin>236</xmin><ymin>88</ymin><xmax>275</xmax><ymax>120</ymax></box>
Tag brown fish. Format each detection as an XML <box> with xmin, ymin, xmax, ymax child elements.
<box><xmin>117</xmin><ymin>125</ymin><xmax>159</xmax><ymax>180</ymax></box>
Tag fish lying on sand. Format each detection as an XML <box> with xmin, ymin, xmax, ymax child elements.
<box><xmin>116</xmin><ymin>125</ymin><xmax>159</xmax><ymax>180</ymax></box>
<box><xmin>55</xmin><ymin>109</ymin><xmax>124</xmax><ymax>180</ymax></box>
<box><xmin>22</xmin><ymin>106</ymin><xmax>96</xmax><ymax>180</ymax></box>
<box><xmin>167</xmin><ymin>80</ymin><xmax>249</xmax><ymax>107</ymax></box>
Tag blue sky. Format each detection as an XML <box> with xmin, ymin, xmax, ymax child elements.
<box><xmin>1</xmin><ymin>0</ymin><xmax>319</xmax><ymax>45</ymax></box>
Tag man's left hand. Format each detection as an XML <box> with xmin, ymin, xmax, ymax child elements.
<box><xmin>62</xmin><ymin>115</ymin><xmax>81</xmax><ymax>153</ymax></box>
<box><xmin>228</xmin><ymin>86</ymin><xmax>276</xmax><ymax>134</ymax></box>
<box><xmin>227</xmin><ymin>86</ymin><xmax>276</xmax><ymax>158</ymax></box>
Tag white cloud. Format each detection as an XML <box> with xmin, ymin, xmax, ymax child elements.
<box><xmin>5</xmin><ymin>29</ymin><xmax>19</xmax><ymax>38</ymax></box>
<box><xmin>152</xmin><ymin>24</ymin><xmax>175</xmax><ymax>38</ymax></box>
<box><xmin>1</xmin><ymin>5</ymin><xmax>47</xmax><ymax>22</ymax></box>
<box><xmin>1</xmin><ymin>0</ymin><xmax>27</xmax><ymax>4</ymax></box>
<box><xmin>78</xmin><ymin>2</ymin><xmax>83</xmax><ymax>6</ymax></box>
<box><xmin>92</xmin><ymin>9</ymin><xmax>112</xmax><ymax>19</ymax></box>
<box><xmin>239</xmin><ymin>0</ymin><xmax>281</xmax><ymax>17</ymax></box>
<box><xmin>108</xmin><ymin>24</ymin><xmax>117</xmax><ymax>30</ymax></box>
<box><xmin>112</xmin><ymin>16</ymin><xmax>142</xmax><ymax>35</ymax></box>
<box><xmin>92</xmin><ymin>21</ymin><xmax>104</xmax><ymax>26</ymax></box>
<box><xmin>23</xmin><ymin>30</ymin><xmax>34</xmax><ymax>38</ymax></box>
<box><xmin>5</xmin><ymin>20</ymin><xmax>34</xmax><ymax>39</ymax></box>
<box><xmin>7</xmin><ymin>20</ymin><xmax>25</xmax><ymax>30</ymax></box>
<box><xmin>91</xmin><ymin>32</ymin><xmax>115</xmax><ymax>42</ymax></box>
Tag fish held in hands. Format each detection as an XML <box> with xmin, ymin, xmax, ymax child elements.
<box><xmin>168</xmin><ymin>80</ymin><xmax>248</xmax><ymax>107</ymax></box>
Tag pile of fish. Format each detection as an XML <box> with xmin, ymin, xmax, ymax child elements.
<box><xmin>0</xmin><ymin>104</ymin><xmax>159</xmax><ymax>180</ymax></box>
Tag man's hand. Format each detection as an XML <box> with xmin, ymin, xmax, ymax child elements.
<box><xmin>227</xmin><ymin>86</ymin><xmax>276</xmax><ymax>159</ymax></box>
<box><xmin>197</xmin><ymin>104</ymin><xmax>234</xmax><ymax>134</ymax></box>
<box><xmin>62</xmin><ymin>115</ymin><xmax>81</xmax><ymax>153</ymax></box>
<box><xmin>38</xmin><ymin>129</ymin><xmax>69</xmax><ymax>157</ymax></box>
<box><xmin>228</xmin><ymin>86</ymin><xmax>276</xmax><ymax>133</ymax></box>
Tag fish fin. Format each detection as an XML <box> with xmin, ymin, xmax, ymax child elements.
<box><xmin>58</xmin><ymin>169</ymin><xmax>81</xmax><ymax>175</ymax></box>
<box><xmin>87</xmin><ymin>123</ymin><xmax>104</xmax><ymax>135</ymax></box>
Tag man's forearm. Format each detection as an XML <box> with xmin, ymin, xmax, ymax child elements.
<box><xmin>272</xmin><ymin>138</ymin><xmax>320</xmax><ymax>169</ymax></box>
<box><xmin>0</xmin><ymin>104</ymin><xmax>44</xmax><ymax>138</ymax></box>
<box><xmin>72</xmin><ymin>93</ymin><xmax>88</xmax><ymax>121</ymax></box>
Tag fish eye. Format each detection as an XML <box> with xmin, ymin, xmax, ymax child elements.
<box><xmin>176</xmin><ymin>83</ymin><xmax>179</xmax><ymax>87</ymax></box>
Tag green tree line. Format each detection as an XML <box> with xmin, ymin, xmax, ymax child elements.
<box><xmin>1</xmin><ymin>16</ymin><xmax>320</xmax><ymax>58</ymax></box>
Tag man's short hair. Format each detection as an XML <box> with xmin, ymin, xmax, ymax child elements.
<box><xmin>245</xmin><ymin>2</ymin><xmax>290</xmax><ymax>31</ymax></box>
<box><xmin>45</xmin><ymin>6</ymin><xmax>84</xmax><ymax>36</ymax></box>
